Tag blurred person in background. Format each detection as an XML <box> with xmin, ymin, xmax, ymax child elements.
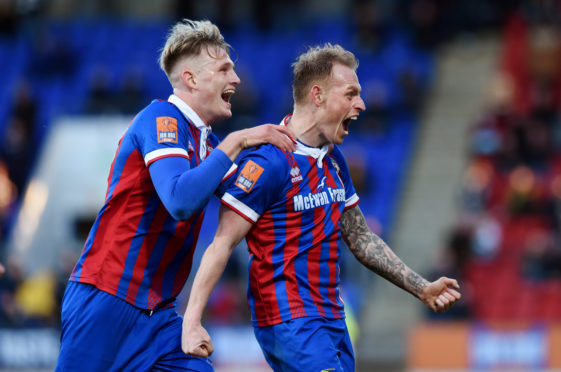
<box><xmin>55</xmin><ymin>19</ymin><xmax>295</xmax><ymax>372</ymax></box>
<box><xmin>0</xmin><ymin>256</ymin><xmax>25</xmax><ymax>327</ymax></box>
<box><xmin>182</xmin><ymin>43</ymin><xmax>461</xmax><ymax>372</ymax></box>
<box><xmin>1</xmin><ymin>81</ymin><xmax>38</xmax><ymax>201</ymax></box>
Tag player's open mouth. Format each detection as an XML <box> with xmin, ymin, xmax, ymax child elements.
<box><xmin>342</xmin><ymin>116</ymin><xmax>358</xmax><ymax>133</ymax></box>
<box><xmin>221</xmin><ymin>89</ymin><xmax>235</xmax><ymax>103</ymax></box>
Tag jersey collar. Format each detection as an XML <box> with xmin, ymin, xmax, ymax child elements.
<box><xmin>169</xmin><ymin>94</ymin><xmax>211</xmax><ymax>160</ymax></box>
<box><xmin>281</xmin><ymin>114</ymin><xmax>329</xmax><ymax>168</ymax></box>
<box><xmin>168</xmin><ymin>94</ymin><xmax>211</xmax><ymax>133</ymax></box>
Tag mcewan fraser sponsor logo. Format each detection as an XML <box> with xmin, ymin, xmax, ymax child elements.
<box><xmin>293</xmin><ymin>187</ymin><xmax>345</xmax><ymax>211</ymax></box>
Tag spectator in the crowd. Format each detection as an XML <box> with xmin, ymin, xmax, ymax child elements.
<box><xmin>85</xmin><ymin>65</ymin><xmax>115</xmax><ymax>114</ymax></box>
<box><xmin>86</xmin><ymin>65</ymin><xmax>148</xmax><ymax>115</ymax></box>
<box><xmin>30</xmin><ymin>31</ymin><xmax>77</xmax><ymax>79</ymax></box>
<box><xmin>1</xmin><ymin>81</ymin><xmax>38</xmax><ymax>197</ymax></box>
<box><xmin>117</xmin><ymin>68</ymin><xmax>147</xmax><ymax>114</ymax></box>
<box><xmin>0</xmin><ymin>256</ymin><xmax>26</xmax><ymax>327</ymax></box>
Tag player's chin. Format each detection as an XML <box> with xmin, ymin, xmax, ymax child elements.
<box><xmin>216</xmin><ymin>108</ymin><xmax>233</xmax><ymax>121</ymax></box>
<box><xmin>334</xmin><ymin>133</ymin><xmax>347</xmax><ymax>145</ymax></box>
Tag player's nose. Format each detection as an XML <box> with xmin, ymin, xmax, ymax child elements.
<box><xmin>231</xmin><ymin>70</ymin><xmax>241</xmax><ymax>86</ymax></box>
<box><xmin>355</xmin><ymin>96</ymin><xmax>366</xmax><ymax>112</ymax></box>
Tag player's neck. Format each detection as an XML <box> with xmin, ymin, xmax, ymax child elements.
<box><xmin>289</xmin><ymin>108</ymin><xmax>327</xmax><ymax>148</ymax></box>
<box><xmin>172</xmin><ymin>89</ymin><xmax>212</xmax><ymax>127</ymax></box>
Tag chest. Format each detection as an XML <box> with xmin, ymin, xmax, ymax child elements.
<box><xmin>282</xmin><ymin>156</ymin><xmax>346</xmax><ymax>214</ymax></box>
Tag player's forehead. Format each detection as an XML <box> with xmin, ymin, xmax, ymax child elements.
<box><xmin>329</xmin><ymin>63</ymin><xmax>361</xmax><ymax>92</ymax></box>
<box><xmin>198</xmin><ymin>46</ymin><xmax>234</xmax><ymax>69</ymax></box>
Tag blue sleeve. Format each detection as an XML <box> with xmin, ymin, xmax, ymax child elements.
<box><xmin>221</xmin><ymin>147</ymin><xmax>286</xmax><ymax>223</ymax></box>
<box><xmin>149</xmin><ymin>148</ymin><xmax>233</xmax><ymax>220</ymax></box>
<box><xmin>330</xmin><ymin>145</ymin><xmax>359</xmax><ymax>209</ymax></box>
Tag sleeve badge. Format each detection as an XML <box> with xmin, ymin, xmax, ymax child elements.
<box><xmin>235</xmin><ymin>160</ymin><xmax>264</xmax><ymax>193</ymax></box>
<box><xmin>157</xmin><ymin>116</ymin><xmax>178</xmax><ymax>143</ymax></box>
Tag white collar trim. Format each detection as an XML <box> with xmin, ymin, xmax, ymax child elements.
<box><xmin>168</xmin><ymin>94</ymin><xmax>210</xmax><ymax>132</ymax></box>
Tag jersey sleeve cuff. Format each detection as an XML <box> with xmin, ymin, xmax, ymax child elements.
<box><xmin>344</xmin><ymin>194</ymin><xmax>359</xmax><ymax>210</ymax></box>
<box><xmin>144</xmin><ymin>148</ymin><xmax>190</xmax><ymax>166</ymax></box>
<box><xmin>221</xmin><ymin>192</ymin><xmax>260</xmax><ymax>223</ymax></box>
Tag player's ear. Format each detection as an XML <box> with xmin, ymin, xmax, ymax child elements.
<box><xmin>182</xmin><ymin>69</ymin><xmax>197</xmax><ymax>89</ymax></box>
<box><xmin>311</xmin><ymin>85</ymin><xmax>324</xmax><ymax>107</ymax></box>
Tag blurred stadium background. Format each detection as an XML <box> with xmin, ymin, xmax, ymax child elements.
<box><xmin>1</xmin><ymin>0</ymin><xmax>561</xmax><ymax>371</ymax></box>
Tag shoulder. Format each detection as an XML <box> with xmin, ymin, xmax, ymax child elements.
<box><xmin>329</xmin><ymin>145</ymin><xmax>351</xmax><ymax>167</ymax></box>
<box><xmin>129</xmin><ymin>100</ymin><xmax>187</xmax><ymax>141</ymax></box>
<box><xmin>236</xmin><ymin>145</ymin><xmax>292</xmax><ymax>182</ymax></box>
<box><xmin>133</xmin><ymin>100</ymin><xmax>182</xmax><ymax>125</ymax></box>
<box><xmin>329</xmin><ymin>145</ymin><xmax>346</xmax><ymax>162</ymax></box>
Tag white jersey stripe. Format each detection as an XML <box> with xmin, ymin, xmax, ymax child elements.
<box><xmin>222</xmin><ymin>192</ymin><xmax>260</xmax><ymax>222</ymax></box>
<box><xmin>144</xmin><ymin>148</ymin><xmax>189</xmax><ymax>166</ymax></box>
<box><xmin>345</xmin><ymin>193</ymin><xmax>359</xmax><ymax>208</ymax></box>
<box><xmin>222</xmin><ymin>164</ymin><xmax>238</xmax><ymax>182</ymax></box>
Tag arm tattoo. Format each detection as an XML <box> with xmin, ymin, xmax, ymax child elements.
<box><xmin>340</xmin><ymin>206</ymin><xmax>428</xmax><ymax>297</ymax></box>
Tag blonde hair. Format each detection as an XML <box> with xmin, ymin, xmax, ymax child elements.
<box><xmin>292</xmin><ymin>43</ymin><xmax>358</xmax><ymax>105</ymax></box>
<box><xmin>159</xmin><ymin>19</ymin><xmax>231</xmax><ymax>80</ymax></box>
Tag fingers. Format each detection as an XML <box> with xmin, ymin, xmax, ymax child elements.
<box><xmin>181</xmin><ymin>323</ymin><xmax>214</xmax><ymax>358</ymax></box>
<box><xmin>184</xmin><ymin>340</ymin><xmax>214</xmax><ymax>358</ymax></box>
<box><xmin>433</xmin><ymin>286</ymin><xmax>461</xmax><ymax>313</ymax></box>
<box><xmin>243</xmin><ymin>125</ymin><xmax>296</xmax><ymax>152</ymax></box>
<box><xmin>442</xmin><ymin>291</ymin><xmax>457</xmax><ymax>303</ymax></box>
<box><xmin>266</xmin><ymin>125</ymin><xmax>296</xmax><ymax>152</ymax></box>
<box><xmin>189</xmin><ymin>344</ymin><xmax>211</xmax><ymax>358</ymax></box>
<box><xmin>275</xmin><ymin>124</ymin><xmax>297</xmax><ymax>142</ymax></box>
<box><xmin>435</xmin><ymin>294</ymin><xmax>452</xmax><ymax>313</ymax></box>
<box><xmin>435</xmin><ymin>297</ymin><xmax>445</xmax><ymax>310</ymax></box>
<box><xmin>441</xmin><ymin>277</ymin><xmax>460</xmax><ymax>290</ymax></box>
<box><xmin>446</xmin><ymin>287</ymin><xmax>462</xmax><ymax>300</ymax></box>
<box><xmin>274</xmin><ymin>135</ymin><xmax>297</xmax><ymax>152</ymax></box>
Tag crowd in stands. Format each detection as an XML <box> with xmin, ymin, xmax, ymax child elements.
<box><xmin>438</xmin><ymin>0</ymin><xmax>561</xmax><ymax>321</ymax></box>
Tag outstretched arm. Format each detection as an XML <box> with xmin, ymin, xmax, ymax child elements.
<box><xmin>182</xmin><ymin>206</ymin><xmax>253</xmax><ymax>357</ymax></box>
<box><xmin>340</xmin><ymin>205</ymin><xmax>461</xmax><ymax>313</ymax></box>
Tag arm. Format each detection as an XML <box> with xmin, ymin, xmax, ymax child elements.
<box><xmin>340</xmin><ymin>205</ymin><xmax>461</xmax><ymax>313</ymax></box>
<box><xmin>149</xmin><ymin>149</ymin><xmax>233</xmax><ymax>220</ymax></box>
<box><xmin>182</xmin><ymin>206</ymin><xmax>253</xmax><ymax>357</ymax></box>
<box><xmin>149</xmin><ymin>124</ymin><xmax>295</xmax><ymax>221</ymax></box>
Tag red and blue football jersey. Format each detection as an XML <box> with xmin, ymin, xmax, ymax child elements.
<box><xmin>70</xmin><ymin>95</ymin><xmax>235</xmax><ymax>310</ymax></box>
<box><xmin>222</xmin><ymin>122</ymin><xmax>359</xmax><ymax>327</ymax></box>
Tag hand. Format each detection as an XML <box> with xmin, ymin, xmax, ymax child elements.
<box><xmin>182</xmin><ymin>320</ymin><xmax>214</xmax><ymax>358</ymax></box>
<box><xmin>240</xmin><ymin>124</ymin><xmax>297</xmax><ymax>152</ymax></box>
<box><xmin>419</xmin><ymin>276</ymin><xmax>461</xmax><ymax>313</ymax></box>
<box><xmin>219</xmin><ymin>124</ymin><xmax>297</xmax><ymax>161</ymax></box>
